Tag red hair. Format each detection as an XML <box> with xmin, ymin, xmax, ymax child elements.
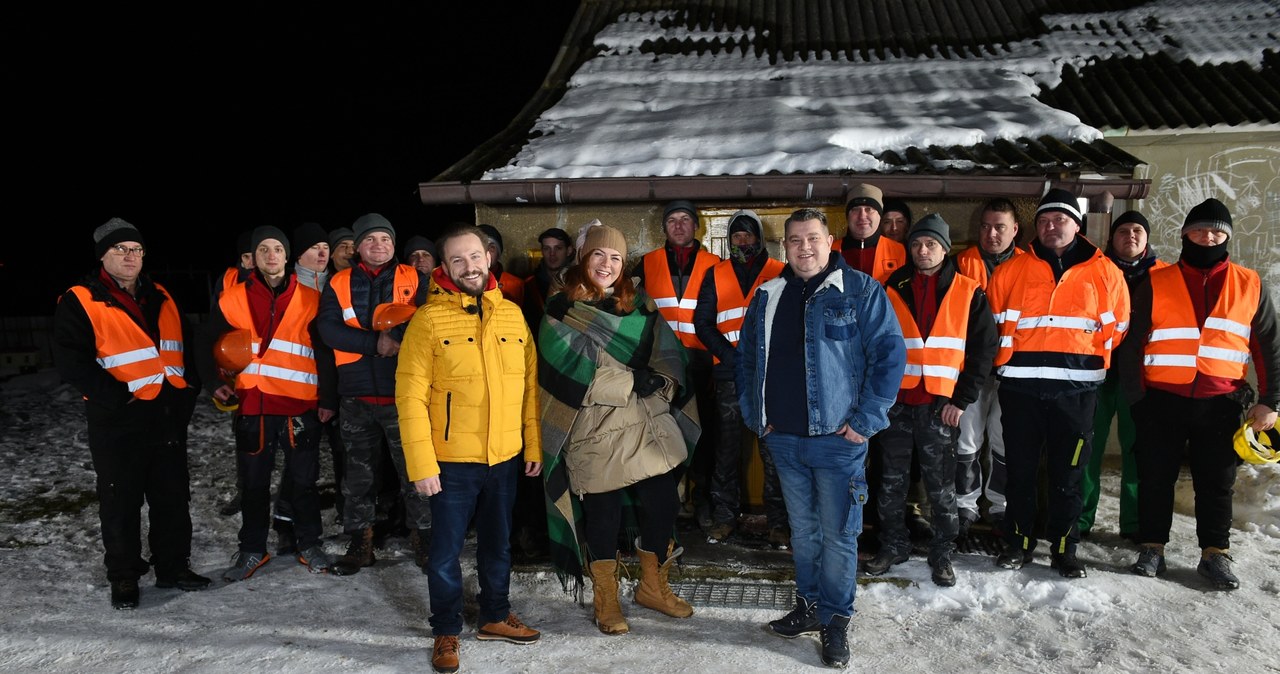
<box><xmin>561</xmin><ymin>257</ymin><xmax>637</xmax><ymax>313</ymax></box>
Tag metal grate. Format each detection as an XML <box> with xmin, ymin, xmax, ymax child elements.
<box><xmin>669</xmin><ymin>581</ymin><xmax>796</xmax><ymax>610</ymax></box>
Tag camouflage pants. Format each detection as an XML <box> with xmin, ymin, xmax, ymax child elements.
<box><xmin>339</xmin><ymin>398</ymin><xmax>431</xmax><ymax>533</ymax></box>
<box><xmin>875</xmin><ymin>401</ymin><xmax>959</xmax><ymax>560</ymax></box>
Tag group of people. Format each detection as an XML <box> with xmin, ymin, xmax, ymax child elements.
<box><xmin>52</xmin><ymin>181</ymin><xmax>1277</xmax><ymax>671</ymax></box>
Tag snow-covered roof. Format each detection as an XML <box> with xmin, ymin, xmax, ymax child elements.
<box><xmin>434</xmin><ymin>0</ymin><xmax>1278</xmax><ymax>185</ymax></box>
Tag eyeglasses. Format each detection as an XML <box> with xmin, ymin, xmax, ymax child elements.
<box><xmin>109</xmin><ymin>244</ymin><xmax>146</xmax><ymax>258</ymax></box>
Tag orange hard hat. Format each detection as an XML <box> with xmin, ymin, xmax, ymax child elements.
<box><xmin>372</xmin><ymin>303</ymin><xmax>418</xmax><ymax>331</ymax></box>
<box><xmin>213</xmin><ymin>329</ymin><xmax>254</xmax><ymax>373</ymax></box>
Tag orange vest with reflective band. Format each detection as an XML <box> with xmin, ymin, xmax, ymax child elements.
<box><xmin>69</xmin><ymin>284</ymin><xmax>188</xmax><ymax>401</ymax></box>
<box><xmin>1143</xmin><ymin>262</ymin><xmax>1259</xmax><ymax>385</ymax></box>
<box><xmin>329</xmin><ymin>264</ymin><xmax>419</xmax><ymax>366</ymax></box>
<box><xmin>955</xmin><ymin>245</ymin><xmax>1023</xmax><ymax>290</ymax></box>
<box><xmin>643</xmin><ymin>248</ymin><xmax>719</xmax><ymax>350</ymax></box>
<box><xmin>711</xmin><ymin>257</ymin><xmax>785</xmax><ymax>364</ymax></box>
<box><xmin>887</xmin><ymin>274</ymin><xmax>979</xmax><ymax>397</ymax></box>
<box><xmin>219</xmin><ymin>281</ymin><xmax>320</xmax><ymax>401</ymax></box>
<box><xmin>832</xmin><ymin>236</ymin><xmax>906</xmax><ymax>283</ymax></box>
<box><xmin>988</xmin><ymin>245</ymin><xmax>1128</xmax><ymax>382</ymax></box>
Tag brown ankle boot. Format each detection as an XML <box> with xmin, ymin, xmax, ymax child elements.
<box><xmin>588</xmin><ymin>558</ymin><xmax>630</xmax><ymax>634</ymax></box>
<box><xmin>331</xmin><ymin>528</ymin><xmax>376</xmax><ymax>576</ymax></box>
<box><xmin>634</xmin><ymin>540</ymin><xmax>693</xmax><ymax>618</ymax></box>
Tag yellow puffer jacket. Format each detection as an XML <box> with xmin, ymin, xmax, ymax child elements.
<box><xmin>396</xmin><ymin>277</ymin><xmax>541</xmax><ymax>481</ymax></box>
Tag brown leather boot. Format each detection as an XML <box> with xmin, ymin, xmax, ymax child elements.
<box><xmin>634</xmin><ymin>540</ymin><xmax>693</xmax><ymax>618</ymax></box>
<box><xmin>588</xmin><ymin>558</ymin><xmax>630</xmax><ymax>634</ymax></box>
<box><xmin>331</xmin><ymin>528</ymin><xmax>376</xmax><ymax>576</ymax></box>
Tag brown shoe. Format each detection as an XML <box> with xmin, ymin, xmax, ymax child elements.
<box><xmin>431</xmin><ymin>635</ymin><xmax>459</xmax><ymax>673</ymax></box>
<box><xmin>634</xmin><ymin>539</ymin><xmax>694</xmax><ymax>618</ymax></box>
<box><xmin>331</xmin><ymin>528</ymin><xmax>376</xmax><ymax>576</ymax></box>
<box><xmin>476</xmin><ymin>612</ymin><xmax>541</xmax><ymax>644</ymax></box>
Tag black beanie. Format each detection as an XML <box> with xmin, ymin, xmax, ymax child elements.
<box><xmin>908</xmin><ymin>213</ymin><xmax>952</xmax><ymax>251</ymax></box>
<box><xmin>1182</xmin><ymin>198</ymin><xmax>1233</xmax><ymax>238</ymax></box>
<box><xmin>883</xmin><ymin>198</ymin><xmax>913</xmax><ymax>225</ymax></box>
<box><xmin>236</xmin><ymin>229</ymin><xmax>253</xmax><ymax>256</ymax></box>
<box><xmin>94</xmin><ymin>218</ymin><xmax>145</xmax><ymax>258</ymax></box>
<box><xmin>477</xmin><ymin>224</ymin><xmax>504</xmax><ymax>254</ymax></box>
<box><xmin>328</xmin><ymin>227</ymin><xmax>354</xmax><ymax>250</ymax></box>
<box><xmin>251</xmin><ymin>225</ymin><xmax>290</xmax><ymax>261</ymax></box>
<box><xmin>1110</xmin><ymin>211</ymin><xmax>1150</xmax><ymax>240</ymax></box>
<box><xmin>1036</xmin><ymin>188</ymin><xmax>1083</xmax><ymax>225</ymax></box>
<box><xmin>403</xmin><ymin>235</ymin><xmax>437</xmax><ymax>261</ymax></box>
<box><xmin>662</xmin><ymin>200</ymin><xmax>699</xmax><ymax>225</ymax></box>
<box><xmin>291</xmin><ymin>222</ymin><xmax>327</xmax><ymax>260</ymax></box>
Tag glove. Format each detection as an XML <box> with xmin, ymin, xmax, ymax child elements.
<box><xmin>632</xmin><ymin>367</ymin><xmax>664</xmax><ymax>398</ymax></box>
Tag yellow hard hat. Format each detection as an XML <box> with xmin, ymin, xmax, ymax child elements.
<box><xmin>213</xmin><ymin>329</ymin><xmax>254</xmax><ymax>374</ymax></box>
<box><xmin>372</xmin><ymin>302</ymin><xmax>418</xmax><ymax>331</ymax></box>
<box><xmin>1233</xmin><ymin>423</ymin><xmax>1280</xmax><ymax>465</ymax></box>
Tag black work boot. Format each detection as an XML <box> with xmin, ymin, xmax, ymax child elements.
<box><xmin>820</xmin><ymin>614</ymin><xmax>851</xmax><ymax>668</ymax></box>
<box><xmin>1050</xmin><ymin>549</ymin><xmax>1087</xmax><ymax>578</ymax></box>
<box><xmin>110</xmin><ymin>579</ymin><xmax>140</xmax><ymax>610</ymax></box>
<box><xmin>768</xmin><ymin>596</ymin><xmax>820</xmax><ymax>638</ymax></box>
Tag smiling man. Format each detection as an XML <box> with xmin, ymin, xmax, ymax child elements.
<box><xmin>985</xmin><ymin>188</ymin><xmax>1129</xmax><ymax>579</ymax></box>
<box><xmin>833</xmin><ymin>183</ymin><xmax>906</xmax><ymax>283</ymax></box>
<box><xmin>737</xmin><ymin>208</ymin><xmax>905</xmax><ymax>668</ymax></box>
<box><xmin>396</xmin><ymin>224</ymin><xmax>543</xmax><ymax>673</ymax></box>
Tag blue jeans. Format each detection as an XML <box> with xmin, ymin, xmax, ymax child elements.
<box><xmin>767</xmin><ymin>432</ymin><xmax>868</xmax><ymax>623</ymax></box>
<box><xmin>427</xmin><ymin>457</ymin><xmax>519</xmax><ymax>636</ymax></box>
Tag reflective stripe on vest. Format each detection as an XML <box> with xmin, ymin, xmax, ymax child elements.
<box><xmin>1143</xmin><ymin>263</ymin><xmax>1259</xmax><ymax>384</ymax></box>
<box><xmin>642</xmin><ymin>248</ymin><xmax>719</xmax><ymax>350</ymax></box>
<box><xmin>220</xmin><ymin>281</ymin><xmax>321</xmax><ymax>400</ymax></box>
<box><xmin>710</xmin><ymin>257</ymin><xmax>785</xmax><ymax>364</ymax></box>
<box><xmin>70</xmin><ymin>284</ymin><xmax>188</xmax><ymax>400</ymax></box>
<box><xmin>329</xmin><ymin>265</ymin><xmax>420</xmax><ymax>366</ymax></box>
<box><xmin>887</xmin><ymin>274</ymin><xmax>979</xmax><ymax>397</ymax></box>
<box><xmin>831</xmin><ymin>236</ymin><xmax>906</xmax><ymax>283</ymax></box>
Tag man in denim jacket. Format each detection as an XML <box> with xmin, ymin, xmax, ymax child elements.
<box><xmin>737</xmin><ymin>208</ymin><xmax>906</xmax><ymax>668</ymax></box>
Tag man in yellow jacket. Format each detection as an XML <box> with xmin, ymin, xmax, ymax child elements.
<box><xmin>396</xmin><ymin>223</ymin><xmax>543</xmax><ymax>674</ymax></box>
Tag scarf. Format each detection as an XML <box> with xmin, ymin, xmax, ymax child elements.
<box><xmin>537</xmin><ymin>291</ymin><xmax>701</xmax><ymax>598</ymax></box>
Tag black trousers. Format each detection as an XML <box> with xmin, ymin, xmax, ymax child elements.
<box><xmin>582</xmin><ymin>468</ymin><xmax>682</xmax><ymax>563</ymax></box>
<box><xmin>234</xmin><ymin>411</ymin><xmax>323</xmax><ymax>553</ymax></box>
<box><xmin>88</xmin><ymin>422</ymin><xmax>193</xmax><ymax>582</ymax></box>
<box><xmin>1132</xmin><ymin>388</ymin><xmax>1243</xmax><ymax>550</ymax></box>
<box><xmin>998</xmin><ymin>388</ymin><xmax>1096</xmax><ymax>554</ymax></box>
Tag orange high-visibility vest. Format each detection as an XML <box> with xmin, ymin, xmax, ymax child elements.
<box><xmin>69</xmin><ymin>284</ymin><xmax>188</xmax><ymax>400</ymax></box>
<box><xmin>642</xmin><ymin>248</ymin><xmax>719</xmax><ymax>350</ymax></box>
<box><xmin>710</xmin><ymin>257</ymin><xmax>785</xmax><ymax>364</ymax></box>
<box><xmin>329</xmin><ymin>264</ymin><xmax>419</xmax><ymax>366</ymax></box>
<box><xmin>219</xmin><ymin>280</ymin><xmax>320</xmax><ymax>401</ymax></box>
<box><xmin>955</xmin><ymin>245</ymin><xmax>1024</xmax><ymax>290</ymax></box>
<box><xmin>832</xmin><ymin>236</ymin><xmax>906</xmax><ymax>283</ymax></box>
<box><xmin>1143</xmin><ymin>262</ymin><xmax>1259</xmax><ymax>385</ymax></box>
<box><xmin>887</xmin><ymin>274</ymin><xmax>980</xmax><ymax>397</ymax></box>
<box><xmin>987</xmin><ymin>244</ymin><xmax>1128</xmax><ymax>383</ymax></box>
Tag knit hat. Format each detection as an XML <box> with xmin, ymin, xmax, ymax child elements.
<box><xmin>728</xmin><ymin>210</ymin><xmax>764</xmax><ymax>240</ymax></box>
<box><xmin>845</xmin><ymin>183</ymin><xmax>884</xmax><ymax>215</ymax></box>
<box><xmin>236</xmin><ymin>229</ymin><xmax>253</xmax><ymax>256</ymax></box>
<box><xmin>581</xmin><ymin>224</ymin><xmax>628</xmax><ymax>260</ymax></box>
<box><xmin>291</xmin><ymin>222</ymin><xmax>327</xmax><ymax>259</ymax></box>
<box><xmin>328</xmin><ymin>227</ymin><xmax>354</xmax><ymax>250</ymax></box>
<box><xmin>1110</xmin><ymin>211</ymin><xmax>1150</xmax><ymax>240</ymax></box>
<box><xmin>477</xmin><ymin>224</ymin><xmax>504</xmax><ymax>254</ymax></box>
<box><xmin>352</xmin><ymin>213</ymin><xmax>395</xmax><ymax>244</ymax></box>
<box><xmin>403</xmin><ymin>235</ymin><xmax>436</xmax><ymax>261</ymax></box>
<box><xmin>1036</xmin><ymin>188</ymin><xmax>1083</xmax><ymax>225</ymax></box>
<box><xmin>883</xmin><ymin>198</ymin><xmax>913</xmax><ymax>225</ymax></box>
<box><xmin>662</xmin><ymin>200</ymin><xmax>699</xmax><ymax>226</ymax></box>
<box><xmin>1182</xmin><ymin>198</ymin><xmax>1232</xmax><ymax>238</ymax></box>
<box><xmin>250</xmin><ymin>225</ymin><xmax>290</xmax><ymax>260</ymax></box>
<box><xmin>907</xmin><ymin>213</ymin><xmax>952</xmax><ymax>251</ymax></box>
<box><xmin>94</xmin><ymin>217</ymin><xmax>144</xmax><ymax>258</ymax></box>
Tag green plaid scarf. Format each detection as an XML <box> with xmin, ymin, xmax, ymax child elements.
<box><xmin>537</xmin><ymin>292</ymin><xmax>700</xmax><ymax>598</ymax></box>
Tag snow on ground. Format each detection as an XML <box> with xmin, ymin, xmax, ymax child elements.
<box><xmin>2</xmin><ymin>367</ymin><xmax>1279</xmax><ymax>673</ymax></box>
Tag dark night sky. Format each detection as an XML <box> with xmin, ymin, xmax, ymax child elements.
<box><xmin>6</xmin><ymin>5</ymin><xmax>578</xmax><ymax>315</ymax></box>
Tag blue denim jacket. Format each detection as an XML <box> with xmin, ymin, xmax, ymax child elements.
<box><xmin>736</xmin><ymin>256</ymin><xmax>905</xmax><ymax>439</ymax></box>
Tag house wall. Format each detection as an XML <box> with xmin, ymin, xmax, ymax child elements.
<box><xmin>1107</xmin><ymin>130</ymin><xmax>1280</xmax><ymax>300</ymax></box>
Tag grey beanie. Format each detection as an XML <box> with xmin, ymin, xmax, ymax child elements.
<box><xmin>662</xmin><ymin>200</ymin><xmax>699</xmax><ymax>225</ymax></box>
<box><xmin>907</xmin><ymin>213</ymin><xmax>952</xmax><ymax>251</ymax></box>
<box><xmin>353</xmin><ymin>213</ymin><xmax>395</xmax><ymax>244</ymax></box>
<box><xmin>250</xmin><ymin>225</ymin><xmax>290</xmax><ymax>260</ymax></box>
<box><xmin>328</xmin><ymin>227</ymin><xmax>355</xmax><ymax>249</ymax></box>
<box><xmin>94</xmin><ymin>217</ymin><xmax>144</xmax><ymax>258</ymax></box>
